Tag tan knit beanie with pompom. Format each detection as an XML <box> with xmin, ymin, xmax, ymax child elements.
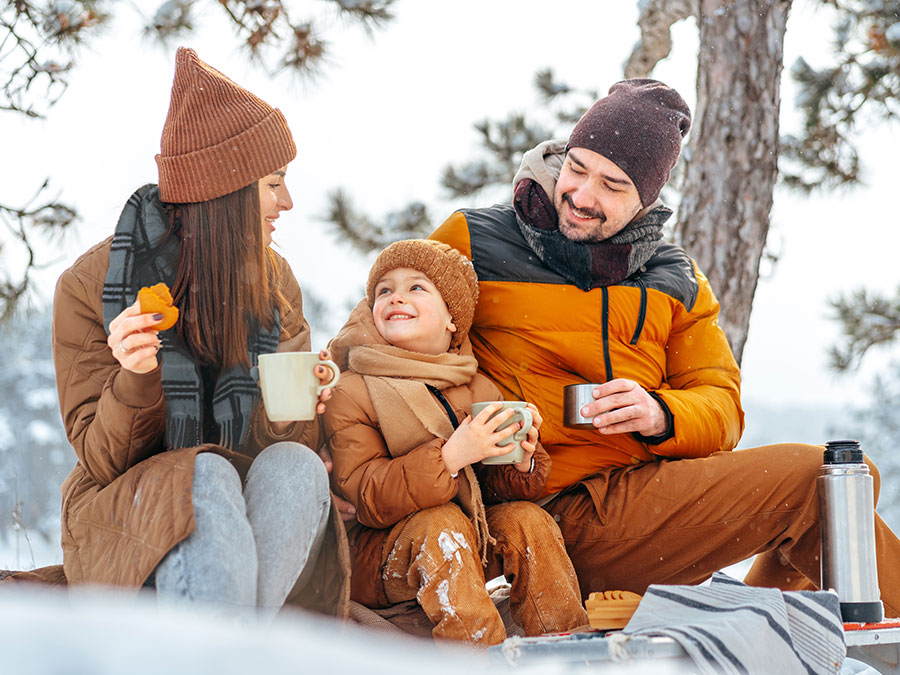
<box><xmin>155</xmin><ymin>47</ymin><xmax>296</xmax><ymax>203</ymax></box>
<box><xmin>366</xmin><ymin>239</ymin><xmax>479</xmax><ymax>349</ymax></box>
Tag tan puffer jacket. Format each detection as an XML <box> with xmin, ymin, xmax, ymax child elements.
<box><xmin>322</xmin><ymin>366</ymin><xmax>550</xmax><ymax>607</ymax></box>
<box><xmin>53</xmin><ymin>236</ymin><xmax>349</xmax><ymax>616</ymax></box>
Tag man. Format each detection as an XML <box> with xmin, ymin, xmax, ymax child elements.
<box><xmin>429</xmin><ymin>78</ymin><xmax>899</xmax><ymax>616</ymax></box>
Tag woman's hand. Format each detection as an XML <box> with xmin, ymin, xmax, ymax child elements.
<box><xmin>441</xmin><ymin>402</ymin><xmax>523</xmax><ymax>475</ymax></box>
<box><xmin>107</xmin><ymin>300</ymin><xmax>162</xmax><ymax>374</ymax></box>
<box><xmin>314</xmin><ymin>349</ymin><xmax>336</xmax><ymax>416</ymax></box>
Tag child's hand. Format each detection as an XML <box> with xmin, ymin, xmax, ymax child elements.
<box><xmin>513</xmin><ymin>422</ymin><xmax>539</xmax><ymax>473</ymax></box>
<box><xmin>524</xmin><ymin>402</ymin><xmax>543</xmax><ymax>433</ymax></box>
<box><xmin>510</xmin><ymin>402</ymin><xmax>540</xmax><ymax>474</ymax></box>
<box><xmin>441</xmin><ymin>402</ymin><xmax>523</xmax><ymax>475</ymax></box>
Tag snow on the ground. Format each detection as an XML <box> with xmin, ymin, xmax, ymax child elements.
<box><xmin>0</xmin><ymin>586</ymin><xmax>685</xmax><ymax>674</ymax></box>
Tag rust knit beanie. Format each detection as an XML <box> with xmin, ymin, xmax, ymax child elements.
<box><xmin>567</xmin><ymin>78</ymin><xmax>691</xmax><ymax>207</ymax></box>
<box><xmin>155</xmin><ymin>47</ymin><xmax>297</xmax><ymax>203</ymax></box>
<box><xmin>366</xmin><ymin>240</ymin><xmax>479</xmax><ymax>350</ymax></box>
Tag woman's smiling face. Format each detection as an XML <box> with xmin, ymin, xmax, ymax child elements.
<box><xmin>258</xmin><ymin>166</ymin><xmax>293</xmax><ymax>246</ymax></box>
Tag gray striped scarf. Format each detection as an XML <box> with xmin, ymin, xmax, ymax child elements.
<box><xmin>620</xmin><ymin>572</ymin><xmax>845</xmax><ymax>674</ymax></box>
<box><xmin>101</xmin><ymin>184</ymin><xmax>280</xmax><ymax>451</ymax></box>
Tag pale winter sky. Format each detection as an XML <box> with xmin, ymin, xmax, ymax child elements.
<box><xmin>3</xmin><ymin>0</ymin><xmax>898</xmax><ymax>420</ymax></box>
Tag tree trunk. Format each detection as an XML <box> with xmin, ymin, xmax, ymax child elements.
<box><xmin>625</xmin><ymin>0</ymin><xmax>698</xmax><ymax>79</ymax></box>
<box><xmin>676</xmin><ymin>0</ymin><xmax>791</xmax><ymax>364</ymax></box>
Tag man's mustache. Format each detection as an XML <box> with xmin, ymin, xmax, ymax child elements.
<box><xmin>563</xmin><ymin>193</ymin><xmax>604</xmax><ymax>222</ymax></box>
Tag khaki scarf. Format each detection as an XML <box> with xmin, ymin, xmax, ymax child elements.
<box><xmin>347</xmin><ymin>344</ymin><xmax>495</xmax><ymax>562</ymax></box>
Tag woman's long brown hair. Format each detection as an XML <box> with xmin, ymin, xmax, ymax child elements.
<box><xmin>166</xmin><ymin>182</ymin><xmax>287</xmax><ymax>368</ymax></box>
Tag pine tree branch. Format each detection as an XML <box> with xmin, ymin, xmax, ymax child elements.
<box><xmin>439</xmin><ymin>114</ymin><xmax>553</xmax><ymax>200</ymax></box>
<box><xmin>148</xmin><ymin>0</ymin><xmax>397</xmax><ymax>78</ymax></box>
<box><xmin>330</xmin><ymin>0</ymin><xmax>396</xmax><ymax>34</ymax></box>
<box><xmin>322</xmin><ymin>189</ymin><xmax>431</xmax><ymax>252</ymax></box>
<box><xmin>828</xmin><ymin>288</ymin><xmax>900</xmax><ymax>372</ymax></box>
<box><xmin>534</xmin><ymin>68</ymin><xmax>571</xmax><ymax>101</ymax></box>
<box><xmin>1</xmin><ymin>1</ymin><xmax>104</xmax><ymax>119</ymax></box>
<box><xmin>787</xmin><ymin>0</ymin><xmax>900</xmax><ymax>191</ymax></box>
<box><xmin>0</xmin><ymin>180</ymin><xmax>78</xmax><ymax>324</ymax></box>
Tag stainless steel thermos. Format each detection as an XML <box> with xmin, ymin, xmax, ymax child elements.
<box><xmin>817</xmin><ymin>439</ymin><xmax>884</xmax><ymax>623</ymax></box>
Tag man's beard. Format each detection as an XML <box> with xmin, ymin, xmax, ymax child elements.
<box><xmin>558</xmin><ymin>193</ymin><xmax>606</xmax><ymax>242</ymax></box>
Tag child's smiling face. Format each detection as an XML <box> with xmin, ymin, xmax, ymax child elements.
<box><xmin>372</xmin><ymin>267</ymin><xmax>457</xmax><ymax>355</ymax></box>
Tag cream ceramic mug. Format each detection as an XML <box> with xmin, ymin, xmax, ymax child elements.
<box><xmin>470</xmin><ymin>401</ymin><xmax>533</xmax><ymax>465</ymax></box>
<box><xmin>258</xmin><ymin>352</ymin><xmax>340</xmax><ymax>422</ymax></box>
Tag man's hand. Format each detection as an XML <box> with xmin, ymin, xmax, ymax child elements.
<box><xmin>580</xmin><ymin>379</ymin><xmax>666</xmax><ymax>437</ymax></box>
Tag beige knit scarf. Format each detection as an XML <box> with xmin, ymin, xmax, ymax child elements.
<box><xmin>347</xmin><ymin>344</ymin><xmax>495</xmax><ymax>562</ymax></box>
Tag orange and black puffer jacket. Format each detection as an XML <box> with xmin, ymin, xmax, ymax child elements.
<box><xmin>430</xmin><ymin>205</ymin><xmax>744</xmax><ymax>496</ymax></box>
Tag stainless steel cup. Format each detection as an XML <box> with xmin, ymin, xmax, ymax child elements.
<box><xmin>564</xmin><ymin>383</ymin><xmax>602</xmax><ymax>429</ymax></box>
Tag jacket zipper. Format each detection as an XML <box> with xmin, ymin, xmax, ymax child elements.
<box><xmin>630</xmin><ymin>279</ymin><xmax>648</xmax><ymax>346</ymax></box>
<box><xmin>426</xmin><ymin>384</ymin><xmax>460</xmax><ymax>429</ymax></box>
<box><xmin>602</xmin><ymin>286</ymin><xmax>614</xmax><ymax>381</ymax></box>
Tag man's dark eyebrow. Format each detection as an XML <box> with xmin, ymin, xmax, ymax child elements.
<box><xmin>272</xmin><ymin>170</ymin><xmax>286</xmax><ymax>177</ymax></box>
<box><xmin>602</xmin><ymin>173</ymin><xmax>632</xmax><ymax>186</ymax></box>
<box><xmin>568</xmin><ymin>150</ymin><xmax>633</xmax><ymax>186</ymax></box>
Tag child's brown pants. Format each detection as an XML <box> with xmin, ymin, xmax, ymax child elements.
<box><xmin>381</xmin><ymin>501</ymin><xmax>587</xmax><ymax>646</ymax></box>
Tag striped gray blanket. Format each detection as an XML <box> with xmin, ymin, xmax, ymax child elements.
<box><xmin>621</xmin><ymin>572</ymin><xmax>845</xmax><ymax>674</ymax></box>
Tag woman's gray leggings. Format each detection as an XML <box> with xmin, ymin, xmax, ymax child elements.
<box><xmin>153</xmin><ymin>442</ymin><xmax>330</xmax><ymax>619</ymax></box>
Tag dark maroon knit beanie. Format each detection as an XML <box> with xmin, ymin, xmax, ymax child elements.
<box><xmin>567</xmin><ymin>79</ymin><xmax>691</xmax><ymax>207</ymax></box>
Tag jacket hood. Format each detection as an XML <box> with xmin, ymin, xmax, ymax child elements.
<box><xmin>512</xmin><ymin>139</ymin><xmax>567</xmax><ymax>200</ymax></box>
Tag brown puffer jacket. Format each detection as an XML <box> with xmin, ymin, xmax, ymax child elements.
<box><xmin>322</xmin><ymin>367</ymin><xmax>550</xmax><ymax>607</ymax></box>
<box><xmin>52</xmin><ymin>236</ymin><xmax>350</xmax><ymax>616</ymax></box>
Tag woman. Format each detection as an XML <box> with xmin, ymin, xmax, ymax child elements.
<box><xmin>51</xmin><ymin>47</ymin><xmax>349</xmax><ymax>619</ymax></box>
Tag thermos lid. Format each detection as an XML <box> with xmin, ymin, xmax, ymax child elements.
<box><xmin>824</xmin><ymin>439</ymin><xmax>864</xmax><ymax>464</ymax></box>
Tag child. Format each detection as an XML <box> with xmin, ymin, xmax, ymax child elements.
<box><xmin>323</xmin><ymin>239</ymin><xmax>587</xmax><ymax>646</ymax></box>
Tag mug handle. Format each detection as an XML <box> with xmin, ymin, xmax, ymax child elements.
<box><xmin>315</xmin><ymin>359</ymin><xmax>341</xmax><ymax>395</ymax></box>
<box><xmin>511</xmin><ymin>407</ymin><xmax>533</xmax><ymax>442</ymax></box>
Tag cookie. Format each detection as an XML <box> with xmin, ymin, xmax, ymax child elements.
<box><xmin>137</xmin><ymin>282</ymin><xmax>179</xmax><ymax>331</ymax></box>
